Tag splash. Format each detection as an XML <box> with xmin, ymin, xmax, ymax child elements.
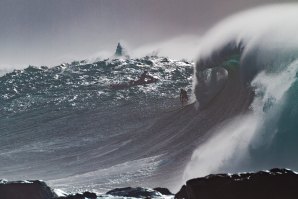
<box><xmin>184</xmin><ymin>3</ymin><xmax>298</xmax><ymax>181</ymax></box>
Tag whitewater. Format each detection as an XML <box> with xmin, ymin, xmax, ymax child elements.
<box><xmin>1</xmin><ymin>3</ymin><xmax>298</xmax><ymax>195</ymax></box>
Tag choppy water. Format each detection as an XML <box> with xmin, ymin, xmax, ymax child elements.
<box><xmin>0</xmin><ymin>56</ymin><xmax>194</xmax><ymax>193</ymax></box>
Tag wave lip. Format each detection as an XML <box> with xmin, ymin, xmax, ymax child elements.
<box><xmin>186</xmin><ymin>3</ymin><xmax>298</xmax><ymax>182</ymax></box>
<box><xmin>193</xmin><ymin>4</ymin><xmax>298</xmax><ymax>106</ymax></box>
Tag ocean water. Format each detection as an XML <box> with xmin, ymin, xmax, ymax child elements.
<box><xmin>0</xmin><ymin>57</ymin><xmax>195</xmax><ymax>193</ymax></box>
<box><xmin>2</xmin><ymin>4</ymin><xmax>298</xmax><ymax>196</ymax></box>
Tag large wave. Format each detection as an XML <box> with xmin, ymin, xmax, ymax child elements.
<box><xmin>0</xmin><ymin>56</ymin><xmax>194</xmax><ymax>193</ymax></box>
<box><xmin>184</xmin><ymin>3</ymin><xmax>298</xmax><ymax>180</ymax></box>
<box><xmin>2</xmin><ymin>3</ymin><xmax>298</xmax><ymax>194</ymax></box>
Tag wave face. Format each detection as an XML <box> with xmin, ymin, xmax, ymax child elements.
<box><xmin>185</xmin><ymin>4</ymin><xmax>298</xmax><ymax>180</ymax></box>
<box><xmin>0</xmin><ymin>57</ymin><xmax>194</xmax><ymax>192</ymax></box>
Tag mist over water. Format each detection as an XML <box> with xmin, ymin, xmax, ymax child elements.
<box><xmin>131</xmin><ymin>35</ymin><xmax>201</xmax><ymax>61</ymax></box>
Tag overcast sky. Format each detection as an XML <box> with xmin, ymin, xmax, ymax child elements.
<box><xmin>0</xmin><ymin>0</ymin><xmax>291</xmax><ymax>68</ymax></box>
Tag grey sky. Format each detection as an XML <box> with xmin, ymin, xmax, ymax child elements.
<box><xmin>0</xmin><ymin>0</ymin><xmax>289</xmax><ymax>68</ymax></box>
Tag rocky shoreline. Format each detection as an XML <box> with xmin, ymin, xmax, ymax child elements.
<box><xmin>1</xmin><ymin>168</ymin><xmax>298</xmax><ymax>199</ymax></box>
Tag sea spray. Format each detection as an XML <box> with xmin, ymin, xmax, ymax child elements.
<box><xmin>185</xmin><ymin>3</ymin><xmax>298</xmax><ymax>182</ymax></box>
<box><xmin>184</xmin><ymin>59</ymin><xmax>298</xmax><ymax>181</ymax></box>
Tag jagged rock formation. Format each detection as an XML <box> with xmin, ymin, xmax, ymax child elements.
<box><xmin>106</xmin><ymin>187</ymin><xmax>167</xmax><ymax>198</ymax></box>
<box><xmin>56</xmin><ymin>191</ymin><xmax>97</xmax><ymax>199</ymax></box>
<box><xmin>0</xmin><ymin>179</ymin><xmax>172</xmax><ymax>199</ymax></box>
<box><xmin>2</xmin><ymin>169</ymin><xmax>298</xmax><ymax>199</ymax></box>
<box><xmin>0</xmin><ymin>180</ymin><xmax>57</xmax><ymax>199</ymax></box>
<box><xmin>175</xmin><ymin>168</ymin><xmax>298</xmax><ymax>199</ymax></box>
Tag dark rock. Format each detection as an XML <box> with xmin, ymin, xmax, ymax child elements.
<box><xmin>175</xmin><ymin>185</ymin><xmax>187</xmax><ymax>199</ymax></box>
<box><xmin>106</xmin><ymin>187</ymin><xmax>162</xmax><ymax>198</ymax></box>
<box><xmin>175</xmin><ymin>168</ymin><xmax>298</xmax><ymax>199</ymax></box>
<box><xmin>82</xmin><ymin>191</ymin><xmax>97</xmax><ymax>199</ymax></box>
<box><xmin>153</xmin><ymin>187</ymin><xmax>173</xmax><ymax>195</ymax></box>
<box><xmin>56</xmin><ymin>191</ymin><xmax>97</xmax><ymax>199</ymax></box>
<box><xmin>0</xmin><ymin>180</ymin><xmax>57</xmax><ymax>199</ymax></box>
<box><xmin>57</xmin><ymin>194</ymin><xmax>82</xmax><ymax>199</ymax></box>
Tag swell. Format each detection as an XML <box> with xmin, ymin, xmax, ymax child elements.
<box><xmin>135</xmin><ymin>66</ymin><xmax>254</xmax><ymax>191</ymax></box>
<box><xmin>0</xmin><ymin>57</ymin><xmax>195</xmax><ymax>192</ymax></box>
<box><xmin>0</xmin><ymin>54</ymin><xmax>254</xmax><ymax>193</ymax></box>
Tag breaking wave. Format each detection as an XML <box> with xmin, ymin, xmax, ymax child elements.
<box><xmin>185</xmin><ymin>3</ymin><xmax>298</xmax><ymax>181</ymax></box>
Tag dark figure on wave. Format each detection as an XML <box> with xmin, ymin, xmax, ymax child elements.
<box><xmin>133</xmin><ymin>71</ymin><xmax>156</xmax><ymax>85</ymax></box>
<box><xmin>111</xmin><ymin>71</ymin><xmax>157</xmax><ymax>90</ymax></box>
<box><xmin>180</xmin><ymin>88</ymin><xmax>188</xmax><ymax>106</ymax></box>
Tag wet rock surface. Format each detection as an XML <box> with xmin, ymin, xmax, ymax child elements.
<box><xmin>106</xmin><ymin>187</ymin><xmax>164</xmax><ymax>198</ymax></box>
<box><xmin>56</xmin><ymin>191</ymin><xmax>97</xmax><ymax>199</ymax></box>
<box><xmin>2</xmin><ymin>168</ymin><xmax>298</xmax><ymax>199</ymax></box>
<box><xmin>175</xmin><ymin>168</ymin><xmax>298</xmax><ymax>199</ymax></box>
<box><xmin>0</xmin><ymin>180</ymin><xmax>57</xmax><ymax>199</ymax></box>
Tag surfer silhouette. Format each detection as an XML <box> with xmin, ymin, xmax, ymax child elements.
<box><xmin>135</xmin><ymin>71</ymin><xmax>155</xmax><ymax>84</ymax></box>
<box><xmin>180</xmin><ymin>88</ymin><xmax>188</xmax><ymax>106</ymax></box>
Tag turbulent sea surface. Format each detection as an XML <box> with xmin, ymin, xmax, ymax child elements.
<box><xmin>0</xmin><ymin>56</ymin><xmax>194</xmax><ymax>193</ymax></box>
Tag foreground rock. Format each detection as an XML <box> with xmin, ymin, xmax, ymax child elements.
<box><xmin>153</xmin><ymin>187</ymin><xmax>173</xmax><ymax>195</ymax></box>
<box><xmin>0</xmin><ymin>179</ymin><xmax>172</xmax><ymax>199</ymax></box>
<box><xmin>175</xmin><ymin>168</ymin><xmax>298</xmax><ymax>199</ymax></box>
<box><xmin>0</xmin><ymin>180</ymin><xmax>57</xmax><ymax>199</ymax></box>
<box><xmin>2</xmin><ymin>168</ymin><xmax>298</xmax><ymax>199</ymax></box>
<box><xmin>56</xmin><ymin>191</ymin><xmax>97</xmax><ymax>199</ymax></box>
<box><xmin>106</xmin><ymin>187</ymin><xmax>171</xmax><ymax>198</ymax></box>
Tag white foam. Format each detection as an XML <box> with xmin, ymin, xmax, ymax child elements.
<box><xmin>185</xmin><ymin>3</ymin><xmax>298</xmax><ymax>182</ymax></box>
<box><xmin>48</xmin><ymin>155</ymin><xmax>163</xmax><ymax>192</ymax></box>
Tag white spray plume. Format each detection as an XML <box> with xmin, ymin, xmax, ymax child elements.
<box><xmin>196</xmin><ymin>3</ymin><xmax>298</xmax><ymax>61</ymax></box>
<box><xmin>131</xmin><ymin>35</ymin><xmax>201</xmax><ymax>60</ymax></box>
<box><xmin>183</xmin><ymin>114</ymin><xmax>259</xmax><ymax>180</ymax></box>
<box><xmin>184</xmin><ymin>60</ymin><xmax>298</xmax><ymax>181</ymax></box>
<box><xmin>86</xmin><ymin>35</ymin><xmax>200</xmax><ymax>64</ymax></box>
<box><xmin>184</xmin><ymin>3</ymin><xmax>298</xmax><ymax>182</ymax></box>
